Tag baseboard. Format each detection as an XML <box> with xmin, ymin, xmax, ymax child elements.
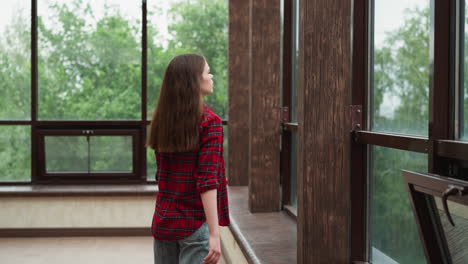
<box><xmin>0</xmin><ymin>227</ymin><xmax>152</xmax><ymax>237</ymax></box>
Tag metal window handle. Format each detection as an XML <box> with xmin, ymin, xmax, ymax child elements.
<box><xmin>442</xmin><ymin>184</ymin><xmax>466</xmax><ymax>226</ymax></box>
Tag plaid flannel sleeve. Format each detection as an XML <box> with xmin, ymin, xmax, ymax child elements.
<box><xmin>194</xmin><ymin>116</ymin><xmax>223</xmax><ymax>194</ymax></box>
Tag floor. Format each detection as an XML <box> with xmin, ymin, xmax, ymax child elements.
<box><xmin>0</xmin><ymin>236</ymin><xmax>226</xmax><ymax>264</ymax></box>
<box><xmin>228</xmin><ymin>186</ymin><xmax>297</xmax><ymax>264</ymax></box>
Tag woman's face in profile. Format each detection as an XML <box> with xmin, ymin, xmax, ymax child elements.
<box><xmin>200</xmin><ymin>61</ymin><xmax>214</xmax><ymax>96</ymax></box>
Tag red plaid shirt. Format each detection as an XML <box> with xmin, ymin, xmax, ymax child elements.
<box><xmin>151</xmin><ymin>105</ymin><xmax>230</xmax><ymax>240</ymax></box>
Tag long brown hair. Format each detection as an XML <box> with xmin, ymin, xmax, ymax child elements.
<box><xmin>147</xmin><ymin>54</ymin><xmax>205</xmax><ymax>152</ymax></box>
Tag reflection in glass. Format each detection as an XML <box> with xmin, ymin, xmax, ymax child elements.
<box><xmin>0</xmin><ymin>126</ymin><xmax>30</xmax><ymax>181</ymax></box>
<box><xmin>0</xmin><ymin>1</ymin><xmax>31</xmax><ymax>120</ymax></box>
<box><xmin>372</xmin><ymin>0</ymin><xmax>430</xmax><ymax>136</ymax></box>
<box><xmin>434</xmin><ymin>197</ymin><xmax>468</xmax><ymax>263</ymax></box>
<box><xmin>38</xmin><ymin>0</ymin><xmax>141</xmax><ymax>120</ymax></box>
<box><xmin>90</xmin><ymin>136</ymin><xmax>132</xmax><ymax>172</ymax></box>
<box><xmin>45</xmin><ymin>136</ymin><xmax>87</xmax><ymax>172</ymax></box>
<box><xmin>147</xmin><ymin>0</ymin><xmax>228</xmax><ymax>120</ymax></box>
<box><xmin>370</xmin><ymin>146</ymin><xmax>427</xmax><ymax>263</ymax></box>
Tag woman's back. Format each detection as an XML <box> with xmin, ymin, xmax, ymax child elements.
<box><xmin>152</xmin><ymin>106</ymin><xmax>229</xmax><ymax>241</ymax></box>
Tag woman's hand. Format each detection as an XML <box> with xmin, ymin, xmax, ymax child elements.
<box><xmin>203</xmin><ymin>233</ymin><xmax>221</xmax><ymax>264</ymax></box>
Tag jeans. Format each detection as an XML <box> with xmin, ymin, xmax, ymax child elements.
<box><xmin>153</xmin><ymin>222</ymin><xmax>209</xmax><ymax>264</ymax></box>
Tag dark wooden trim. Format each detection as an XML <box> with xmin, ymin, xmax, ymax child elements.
<box><xmin>0</xmin><ymin>184</ymin><xmax>157</xmax><ymax>197</ymax></box>
<box><xmin>141</xmin><ymin>0</ymin><xmax>148</xmax><ymax>180</ymax></box>
<box><xmin>31</xmin><ymin>0</ymin><xmax>37</xmax><ymax>123</ymax></box>
<box><xmin>31</xmin><ymin>0</ymin><xmax>38</xmax><ymax>183</ymax></box>
<box><xmin>429</xmin><ymin>0</ymin><xmax>452</xmax><ymax>174</ymax></box>
<box><xmin>350</xmin><ymin>0</ymin><xmax>369</xmax><ymax>261</ymax></box>
<box><xmin>354</xmin><ymin>131</ymin><xmax>429</xmax><ymax>153</ymax></box>
<box><xmin>280</xmin><ymin>0</ymin><xmax>293</xmax><ymax>207</ymax></box>
<box><xmin>437</xmin><ymin>140</ymin><xmax>468</xmax><ymax>160</ymax></box>
<box><xmin>0</xmin><ymin>228</ymin><xmax>152</xmax><ymax>237</ymax></box>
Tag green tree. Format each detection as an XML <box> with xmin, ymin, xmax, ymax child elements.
<box><xmin>371</xmin><ymin>6</ymin><xmax>430</xmax><ymax>264</ymax></box>
<box><xmin>167</xmin><ymin>0</ymin><xmax>228</xmax><ymax>118</ymax></box>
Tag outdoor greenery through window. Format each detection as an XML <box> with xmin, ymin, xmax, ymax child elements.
<box><xmin>370</xmin><ymin>146</ymin><xmax>427</xmax><ymax>264</ymax></box>
<box><xmin>0</xmin><ymin>0</ymin><xmax>228</xmax><ymax>182</ymax></box>
<box><xmin>147</xmin><ymin>0</ymin><xmax>228</xmax><ymax>120</ymax></box>
<box><xmin>0</xmin><ymin>127</ymin><xmax>30</xmax><ymax>181</ymax></box>
<box><xmin>38</xmin><ymin>0</ymin><xmax>142</xmax><ymax>120</ymax></box>
<box><xmin>372</xmin><ymin>0</ymin><xmax>430</xmax><ymax>136</ymax></box>
<box><xmin>370</xmin><ymin>0</ymin><xmax>431</xmax><ymax>263</ymax></box>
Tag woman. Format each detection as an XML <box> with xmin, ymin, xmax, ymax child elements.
<box><xmin>147</xmin><ymin>54</ymin><xmax>230</xmax><ymax>264</ymax></box>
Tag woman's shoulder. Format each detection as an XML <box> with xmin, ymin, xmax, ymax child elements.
<box><xmin>201</xmin><ymin>105</ymin><xmax>222</xmax><ymax>125</ymax></box>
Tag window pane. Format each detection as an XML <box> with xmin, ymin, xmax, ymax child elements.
<box><xmin>45</xmin><ymin>136</ymin><xmax>87</xmax><ymax>173</ymax></box>
<box><xmin>433</xmin><ymin>197</ymin><xmax>468</xmax><ymax>263</ymax></box>
<box><xmin>0</xmin><ymin>126</ymin><xmax>30</xmax><ymax>181</ymax></box>
<box><xmin>370</xmin><ymin>146</ymin><xmax>427</xmax><ymax>263</ymax></box>
<box><xmin>38</xmin><ymin>0</ymin><xmax>141</xmax><ymax>120</ymax></box>
<box><xmin>0</xmin><ymin>1</ymin><xmax>31</xmax><ymax>120</ymax></box>
<box><xmin>372</xmin><ymin>0</ymin><xmax>430</xmax><ymax>136</ymax></box>
<box><xmin>90</xmin><ymin>136</ymin><xmax>132</xmax><ymax>172</ymax></box>
<box><xmin>147</xmin><ymin>146</ymin><xmax>156</xmax><ymax>181</ymax></box>
<box><xmin>147</xmin><ymin>0</ymin><xmax>228</xmax><ymax>120</ymax></box>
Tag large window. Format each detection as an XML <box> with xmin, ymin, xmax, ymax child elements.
<box><xmin>0</xmin><ymin>0</ymin><xmax>228</xmax><ymax>183</ymax></box>
<box><xmin>351</xmin><ymin>0</ymin><xmax>468</xmax><ymax>262</ymax></box>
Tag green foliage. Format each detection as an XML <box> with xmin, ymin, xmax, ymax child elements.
<box><xmin>373</xmin><ymin>7</ymin><xmax>430</xmax><ymax>135</ymax></box>
<box><xmin>371</xmin><ymin>147</ymin><xmax>427</xmax><ymax>264</ymax></box>
<box><xmin>166</xmin><ymin>0</ymin><xmax>228</xmax><ymax>118</ymax></box>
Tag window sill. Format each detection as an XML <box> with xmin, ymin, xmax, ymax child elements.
<box><xmin>0</xmin><ymin>183</ymin><xmax>158</xmax><ymax>197</ymax></box>
<box><xmin>227</xmin><ymin>186</ymin><xmax>297</xmax><ymax>264</ymax></box>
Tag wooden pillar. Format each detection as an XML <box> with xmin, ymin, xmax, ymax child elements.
<box><xmin>297</xmin><ymin>0</ymin><xmax>352</xmax><ymax>263</ymax></box>
<box><xmin>228</xmin><ymin>0</ymin><xmax>250</xmax><ymax>186</ymax></box>
<box><xmin>248</xmin><ymin>0</ymin><xmax>281</xmax><ymax>212</ymax></box>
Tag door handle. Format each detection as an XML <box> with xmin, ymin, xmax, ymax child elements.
<box><xmin>442</xmin><ymin>184</ymin><xmax>467</xmax><ymax>226</ymax></box>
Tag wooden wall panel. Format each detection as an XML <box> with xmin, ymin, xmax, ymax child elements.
<box><xmin>248</xmin><ymin>0</ymin><xmax>281</xmax><ymax>212</ymax></box>
<box><xmin>228</xmin><ymin>0</ymin><xmax>250</xmax><ymax>186</ymax></box>
<box><xmin>297</xmin><ymin>0</ymin><xmax>352</xmax><ymax>263</ymax></box>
